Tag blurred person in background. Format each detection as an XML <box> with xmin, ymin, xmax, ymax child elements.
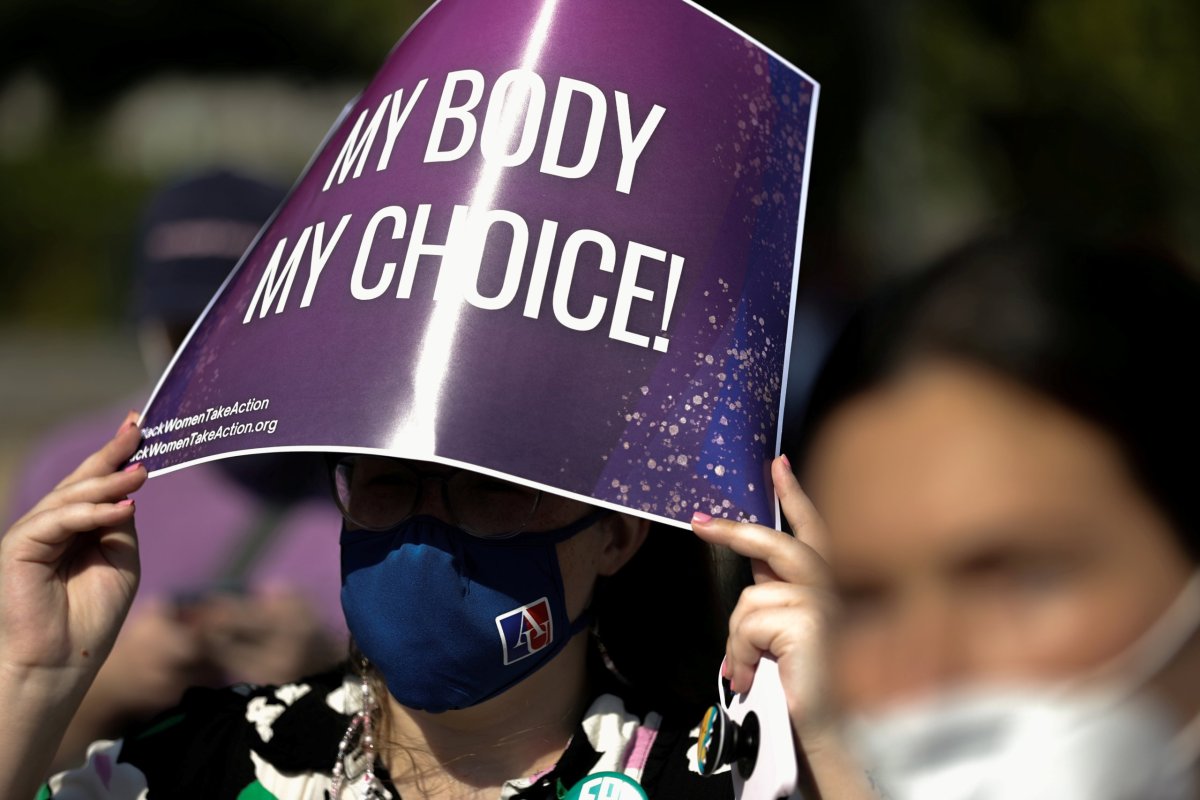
<box><xmin>792</xmin><ymin>234</ymin><xmax>1200</xmax><ymax>798</ymax></box>
<box><xmin>7</xmin><ymin>168</ymin><xmax>346</xmax><ymax>773</ymax></box>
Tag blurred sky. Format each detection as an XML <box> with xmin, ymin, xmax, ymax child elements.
<box><xmin>1</xmin><ymin>0</ymin><xmax>1198</xmax><ymax>518</ymax></box>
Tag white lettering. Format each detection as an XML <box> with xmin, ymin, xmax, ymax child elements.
<box><xmin>614</xmin><ymin>92</ymin><xmax>666</xmax><ymax>195</ymax></box>
<box><xmin>300</xmin><ymin>215</ymin><xmax>352</xmax><ymax>308</ymax></box>
<box><xmin>610</xmin><ymin>242</ymin><xmax>665</xmax><ymax>348</ymax></box>
<box><xmin>424</xmin><ymin>70</ymin><xmax>485</xmax><ymax>163</ymax></box>
<box><xmin>376</xmin><ymin>81</ymin><xmax>429</xmax><ymax>172</ymax></box>
<box><xmin>407</xmin><ymin>204</ymin><xmax>473</xmax><ymax>301</ymax></box>
<box><xmin>479</xmin><ymin>69</ymin><xmax>546</xmax><ymax>168</ymax></box>
<box><xmin>352</xmin><ymin>207</ymin><xmax>407</xmax><ymax>301</ymax></box>
<box><xmin>323</xmin><ymin>98</ymin><xmax>391</xmax><ymax>191</ymax></box>
<box><xmin>552</xmin><ymin>228</ymin><xmax>615</xmax><ymax>332</ymax></box>
<box><xmin>521</xmin><ymin>219</ymin><xmax>559</xmax><ymax>318</ymax></box>
<box><xmin>461</xmin><ymin>209</ymin><xmax>529</xmax><ymax>311</ymax></box>
<box><xmin>242</xmin><ymin>228</ymin><xmax>313</xmax><ymax>322</ymax></box>
<box><xmin>422</xmin><ymin>71</ymin><xmax>665</xmax><ymax>193</ymax></box>
<box><xmin>540</xmin><ymin>78</ymin><xmax>606</xmax><ymax>180</ymax></box>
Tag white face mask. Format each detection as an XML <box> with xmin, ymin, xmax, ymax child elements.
<box><xmin>845</xmin><ymin>572</ymin><xmax>1200</xmax><ymax>800</ymax></box>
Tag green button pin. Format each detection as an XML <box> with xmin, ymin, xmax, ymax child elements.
<box><xmin>563</xmin><ymin>772</ymin><xmax>648</xmax><ymax>800</ymax></box>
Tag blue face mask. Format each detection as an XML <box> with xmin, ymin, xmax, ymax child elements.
<box><xmin>340</xmin><ymin>511</ymin><xmax>605</xmax><ymax>713</ymax></box>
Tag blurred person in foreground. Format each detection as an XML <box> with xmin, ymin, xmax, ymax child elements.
<box><xmin>793</xmin><ymin>234</ymin><xmax>1200</xmax><ymax>798</ymax></box>
<box><xmin>7</xmin><ymin>168</ymin><xmax>346</xmax><ymax>773</ymax></box>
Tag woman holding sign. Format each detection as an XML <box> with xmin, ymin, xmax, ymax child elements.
<box><xmin>0</xmin><ymin>421</ymin><xmax>878</xmax><ymax>799</ymax></box>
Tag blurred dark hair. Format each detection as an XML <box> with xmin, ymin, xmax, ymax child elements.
<box><xmin>592</xmin><ymin>520</ymin><xmax>735</xmax><ymax>717</ymax></box>
<box><xmin>793</xmin><ymin>233</ymin><xmax>1200</xmax><ymax>561</ymax></box>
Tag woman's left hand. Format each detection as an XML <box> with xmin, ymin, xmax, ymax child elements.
<box><xmin>690</xmin><ymin>455</ymin><xmax>841</xmax><ymax>752</ymax></box>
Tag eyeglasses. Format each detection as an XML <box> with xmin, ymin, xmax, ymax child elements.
<box><xmin>329</xmin><ymin>455</ymin><xmax>548</xmax><ymax>538</ymax></box>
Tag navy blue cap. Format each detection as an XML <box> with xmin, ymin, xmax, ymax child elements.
<box><xmin>132</xmin><ymin>168</ymin><xmax>287</xmax><ymax>325</ymax></box>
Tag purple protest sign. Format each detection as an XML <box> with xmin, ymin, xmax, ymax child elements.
<box><xmin>135</xmin><ymin>0</ymin><xmax>819</xmax><ymax>530</ymax></box>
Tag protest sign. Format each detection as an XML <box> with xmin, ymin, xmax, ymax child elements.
<box><xmin>135</xmin><ymin>0</ymin><xmax>819</xmax><ymax>530</ymax></box>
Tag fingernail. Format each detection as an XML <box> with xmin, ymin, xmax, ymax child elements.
<box><xmin>691</xmin><ymin>511</ymin><xmax>713</xmax><ymax>525</ymax></box>
<box><xmin>721</xmin><ymin>658</ymin><xmax>731</xmax><ymax>678</ymax></box>
<box><xmin>116</xmin><ymin>498</ymin><xmax>134</xmax><ymax>508</ymax></box>
<box><xmin>124</xmin><ymin>462</ymin><xmax>142</xmax><ymax>473</ymax></box>
<box><xmin>780</xmin><ymin>453</ymin><xmax>792</xmax><ymax>470</ymax></box>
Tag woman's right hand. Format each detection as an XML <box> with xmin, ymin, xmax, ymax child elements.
<box><xmin>692</xmin><ymin>456</ymin><xmax>883</xmax><ymax>799</ymax></box>
<box><xmin>691</xmin><ymin>456</ymin><xmax>840</xmax><ymax>747</ymax></box>
<box><xmin>0</xmin><ymin>412</ymin><xmax>146</xmax><ymax>686</ymax></box>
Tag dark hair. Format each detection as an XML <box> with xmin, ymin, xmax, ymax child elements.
<box><xmin>793</xmin><ymin>233</ymin><xmax>1200</xmax><ymax>560</ymax></box>
<box><xmin>592</xmin><ymin>521</ymin><xmax>735</xmax><ymax>716</ymax></box>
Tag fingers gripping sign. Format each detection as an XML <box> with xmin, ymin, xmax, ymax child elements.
<box><xmin>692</xmin><ymin>456</ymin><xmax>848</xmax><ymax>799</ymax></box>
<box><xmin>1</xmin><ymin>411</ymin><xmax>147</xmax><ymax>675</ymax></box>
<box><xmin>0</xmin><ymin>411</ymin><xmax>149</xmax><ymax>798</ymax></box>
<box><xmin>692</xmin><ymin>456</ymin><xmax>838</xmax><ymax>738</ymax></box>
